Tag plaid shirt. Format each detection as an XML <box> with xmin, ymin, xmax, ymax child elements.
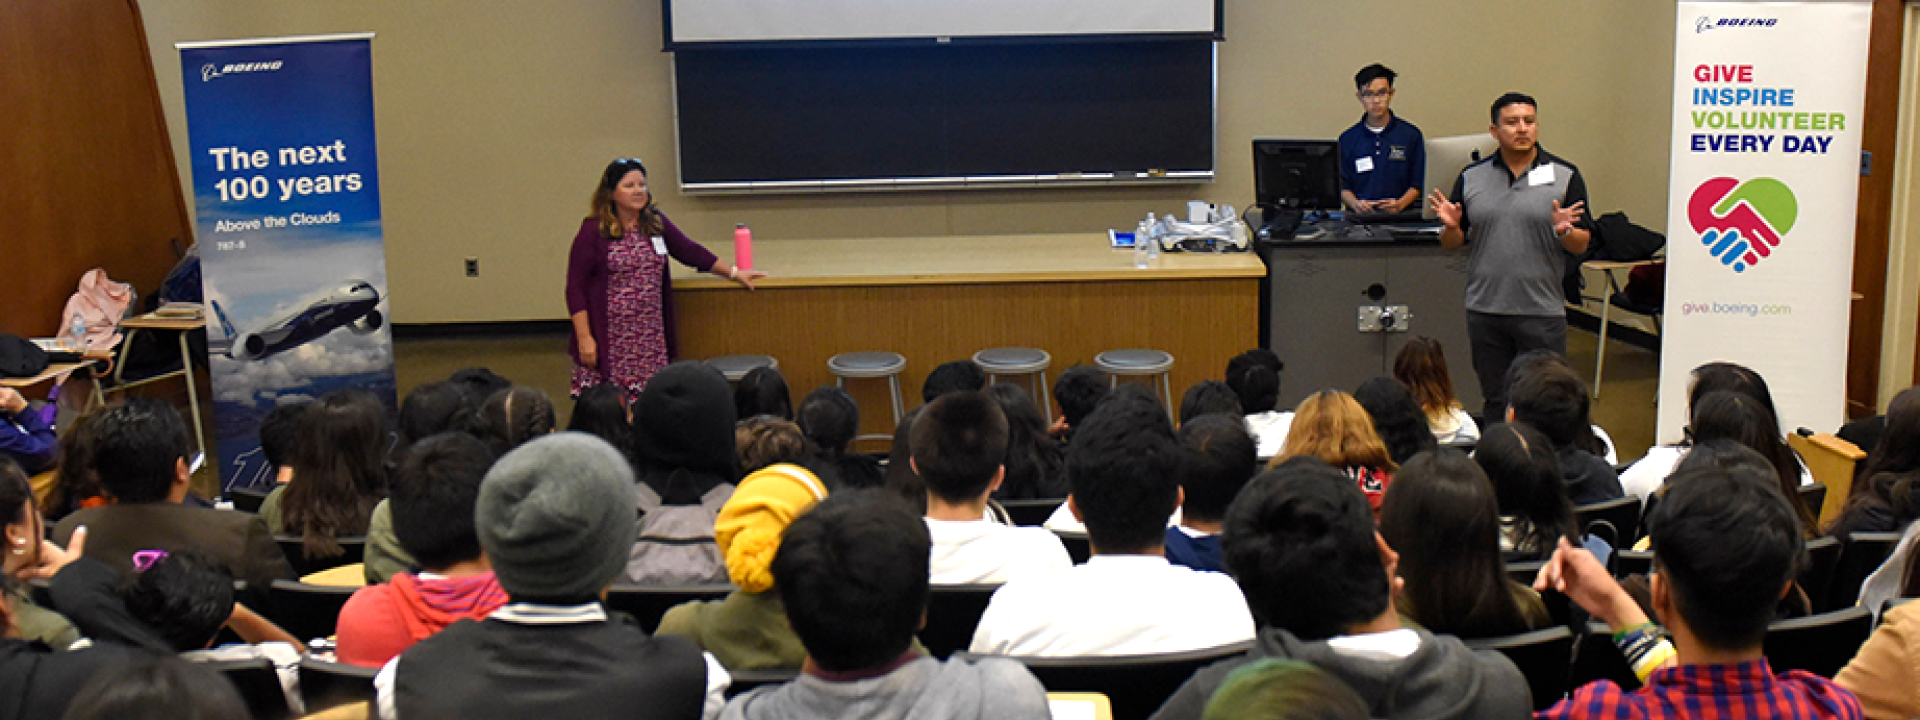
<box><xmin>1539</xmin><ymin>660</ymin><xmax>1862</xmax><ymax>720</ymax></box>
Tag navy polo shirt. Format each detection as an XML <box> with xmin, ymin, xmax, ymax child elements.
<box><xmin>1338</xmin><ymin>114</ymin><xmax>1426</xmax><ymax>203</ymax></box>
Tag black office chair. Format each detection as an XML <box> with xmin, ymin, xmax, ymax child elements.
<box><xmin>1819</xmin><ymin>532</ymin><xmax>1902</xmax><ymax>612</ymax></box>
<box><xmin>1465</xmin><ymin>625</ymin><xmax>1575</xmax><ymax>711</ymax></box>
<box><xmin>961</xmin><ymin>642</ymin><xmax>1252</xmax><ymax>720</ymax></box>
<box><xmin>997</xmin><ymin>498</ymin><xmax>1063</xmax><ymax>527</ymax></box>
<box><xmin>1763</xmin><ymin>606</ymin><xmax>1873</xmax><ymax>677</ymax></box>
<box><xmin>726</xmin><ymin>668</ymin><xmax>801</xmax><ymax>697</ymax></box>
<box><xmin>300</xmin><ymin>657</ymin><xmax>380</xmax><ymax>713</ymax></box>
<box><xmin>1054</xmin><ymin>531</ymin><xmax>1091</xmax><ymax>565</ymax></box>
<box><xmin>275</xmin><ymin>535</ymin><xmax>367</xmax><ymax>578</ymax></box>
<box><xmin>602</xmin><ymin>584</ymin><xmax>734</xmax><ymax>633</ymax></box>
<box><xmin>1567</xmin><ymin>622</ymin><xmax>1640</xmax><ymax>693</ymax></box>
<box><xmin>229</xmin><ymin>486</ymin><xmax>272</xmax><ymax>513</ymax></box>
<box><xmin>919</xmin><ymin>584</ymin><xmax>1000</xmax><ymax>659</ymax></box>
<box><xmin>1575</xmin><ymin>497</ymin><xmax>1642</xmax><ymax>550</ymax></box>
<box><xmin>266</xmin><ymin>579</ymin><xmax>358</xmax><ymax>645</ymax></box>
<box><xmin>205</xmin><ymin>656</ymin><xmax>294</xmax><ymax>720</ymax></box>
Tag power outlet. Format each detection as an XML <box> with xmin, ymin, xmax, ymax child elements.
<box><xmin>465</xmin><ymin>257</ymin><xmax>479</xmax><ymax>277</ymax></box>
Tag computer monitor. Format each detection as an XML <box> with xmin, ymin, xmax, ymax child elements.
<box><xmin>1422</xmin><ymin>133</ymin><xmax>1500</xmax><ymax>220</ymax></box>
<box><xmin>1252</xmin><ymin>139</ymin><xmax>1341</xmax><ymax>212</ymax></box>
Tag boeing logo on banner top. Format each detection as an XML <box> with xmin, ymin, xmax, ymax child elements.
<box><xmin>200</xmin><ymin>61</ymin><xmax>283</xmax><ymax>82</ymax></box>
<box><xmin>1696</xmin><ymin>16</ymin><xmax>1780</xmax><ymax>33</ymax></box>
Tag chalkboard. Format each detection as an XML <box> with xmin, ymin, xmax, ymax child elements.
<box><xmin>672</xmin><ymin>39</ymin><xmax>1215</xmax><ymax>192</ymax></box>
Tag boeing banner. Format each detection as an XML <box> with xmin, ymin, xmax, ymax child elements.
<box><xmin>178</xmin><ymin>34</ymin><xmax>397</xmax><ymax>491</ymax></box>
<box><xmin>1656</xmin><ymin>2</ymin><xmax>1871</xmax><ymax>444</ymax></box>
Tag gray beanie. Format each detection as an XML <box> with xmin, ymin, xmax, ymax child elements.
<box><xmin>476</xmin><ymin>432</ymin><xmax>637</xmax><ymax>600</ymax></box>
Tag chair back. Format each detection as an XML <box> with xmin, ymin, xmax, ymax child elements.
<box><xmin>1575</xmin><ymin>497</ymin><xmax>1642</xmax><ymax>549</ymax></box>
<box><xmin>1055</xmin><ymin>531</ymin><xmax>1091</xmax><ymax>565</ymax></box>
<box><xmin>1763</xmin><ymin>606</ymin><xmax>1873</xmax><ymax>677</ymax></box>
<box><xmin>1798</xmin><ymin>483</ymin><xmax>1829</xmax><ymax>525</ymax></box>
<box><xmin>1567</xmin><ymin>622</ymin><xmax>1640</xmax><ymax>692</ymax></box>
<box><xmin>205</xmin><ymin>656</ymin><xmax>293</xmax><ymax>720</ymax></box>
<box><xmin>998</xmin><ymin>498</ymin><xmax>1063</xmax><ymax>527</ymax></box>
<box><xmin>1820</xmin><ymin>532</ymin><xmax>1902</xmax><ymax>612</ymax></box>
<box><xmin>602</xmin><ymin>583</ymin><xmax>734</xmax><ymax>633</ymax></box>
<box><xmin>1787</xmin><ymin>432</ymin><xmax>1865</xmax><ymax>527</ymax></box>
<box><xmin>300</xmin><ymin>658</ymin><xmax>380</xmax><ymax>713</ymax></box>
<box><xmin>275</xmin><ymin>535</ymin><xmax>368</xmax><ymax>578</ymax></box>
<box><xmin>920</xmin><ymin>584</ymin><xmax>999</xmax><ymax>659</ymax></box>
<box><xmin>229</xmin><ymin>486</ymin><xmax>271</xmax><ymax>513</ymax></box>
<box><xmin>1506</xmin><ymin>560</ymin><xmax>1546</xmax><ymax>586</ymax></box>
<box><xmin>1797</xmin><ymin>535</ymin><xmax>1842</xmax><ymax>614</ymax></box>
<box><xmin>725</xmin><ymin>668</ymin><xmax>801</xmax><ymax>697</ymax></box>
<box><xmin>1464</xmin><ymin>625</ymin><xmax>1574</xmax><ymax>711</ymax></box>
<box><xmin>961</xmin><ymin>642</ymin><xmax>1251</xmax><ymax>720</ymax></box>
<box><xmin>266</xmin><ymin>579</ymin><xmax>358</xmax><ymax>645</ymax></box>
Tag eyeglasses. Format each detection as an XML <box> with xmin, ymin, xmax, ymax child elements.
<box><xmin>1358</xmin><ymin>90</ymin><xmax>1394</xmax><ymax>100</ymax></box>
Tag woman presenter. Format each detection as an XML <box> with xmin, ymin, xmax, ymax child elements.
<box><xmin>566</xmin><ymin>158</ymin><xmax>765</xmax><ymax>398</ymax></box>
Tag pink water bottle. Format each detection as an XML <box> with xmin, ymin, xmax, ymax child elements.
<box><xmin>733</xmin><ymin>223</ymin><xmax>754</xmax><ymax>271</ymax></box>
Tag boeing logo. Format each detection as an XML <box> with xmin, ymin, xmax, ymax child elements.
<box><xmin>201</xmin><ymin>60</ymin><xmax>285</xmax><ymax>81</ymax></box>
<box><xmin>1696</xmin><ymin>16</ymin><xmax>1779</xmax><ymax>33</ymax></box>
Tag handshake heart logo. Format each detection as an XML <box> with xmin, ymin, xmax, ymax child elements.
<box><xmin>1688</xmin><ymin>177</ymin><xmax>1797</xmax><ymax>273</ymax></box>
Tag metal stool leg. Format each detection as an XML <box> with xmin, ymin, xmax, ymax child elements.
<box><xmin>1159</xmin><ymin>372</ymin><xmax>1175</xmax><ymax>419</ymax></box>
<box><xmin>887</xmin><ymin>374</ymin><xmax>904</xmax><ymax>427</ymax></box>
<box><xmin>1032</xmin><ymin>372</ymin><xmax>1050</xmax><ymax>417</ymax></box>
<box><xmin>1593</xmin><ymin>269</ymin><xmax>1620</xmax><ymax>399</ymax></box>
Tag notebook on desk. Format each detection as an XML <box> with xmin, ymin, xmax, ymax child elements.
<box><xmin>30</xmin><ymin>338</ymin><xmax>84</xmax><ymax>364</ymax></box>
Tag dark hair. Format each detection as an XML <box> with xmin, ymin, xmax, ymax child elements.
<box><xmin>398</xmin><ymin>381</ymin><xmax>475</xmax><ymax>450</ymax></box>
<box><xmin>734</xmin><ymin>367</ymin><xmax>793</xmax><ymax>421</ymax></box>
<box><xmin>1850</xmin><ymin>387</ymin><xmax>1920</xmax><ymax>526</ymax></box>
<box><xmin>391</xmin><ymin>432</ymin><xmax>495</xmax><ymax>571</ymax></box>
<box><xmin>1490</xmin><ymin>92</ymin><xmax>1538</xmax><ymax>124</ymax></box>
<box><xmin>478</xmin><ymin>385</ymin><xmax>555</xmax><ymax>456</ymax></box>
<box><xmin>1</xmin><ymin>459</ymin><xmax>37</xmax><ymax>568</ymax></box>
<box><xmin>58</xmin><ymin>655</ymin><xmax>249</xmax><ymax>720</ymax></box>
<box><xmin>1180</xmin><ymin>381</ymin><xmax>1245</xmax><ymax>425</ymax></box>
<box><xmin>884</xmin><ymin>407</ymin><xmax>929</xmax><ymax>515</ymax></box>
<box><xmin>568</xmin><ymin>383</ymin><xmax>634</xmax><ymax>462</ymax></box>
<box><xmin>1202</xmin><ymin>658</ymin><xmax>1369</xmax><ymax>720</ymax></box>
<box><xmin>911</xmin><ymin>391</ymin><xmax>1009</xmax><ymax>504</ymax></box>
<box><xmin>1380</xmin><ymin>449</ymin><xmax>1532</xmax><ymax>638</ymax></box>
<box><xmin>1223</xmin><ymin>456</ymin><xmax>1389</xmax><ymax>639</ymax></box>
<box><xmin>735</xmin><ymin>416</ymin><xmax>808</xmax><ymax>474</ymax></box>
<box><xmin>1068</xmin><ymin>386</ymin><xmax>1182</xmax><ymax>553</ymax></box>
<box><xmin>773</xmin><ymin>489</ymin><xmax>930</xmax><ymax>672</ymax></box>
<box><xmin>1474</xmin><ymin>422</ymin><xmax>1578</xmax><ymax>555</ymax></box>
<box><xmin>985</xmin><ymin>383</ymin><xmax>1066</xmax><ymax>500</ymax></box>
<box><xmin>124</xmin><ymin>549</ymin><xmax>234</xmax><ymax>652</ymax></box>
<box><xmin>285</xmin><ymin>389</ymin><xmax>388</xmax><ymax>558</ymax></box>
<box><xmin>1353</xmin><ymin>377</ymin><xmax>1438</xmax><ymax>466</ymax></box>
<box><xmin>1225</xmin><ymin>349</ymin><xmax>1283</xmax><ymax>415</ymax></box>
<box><xmin>1649</xmin><ymin>457</ymin><xmax>1806</xmax><ymax>651</ymax></box>
<box><xmin>1507</xmin><ymin>364</ymin><xmax>1591</xmax><ymax>448</ymax></box>
<box><xmin>1393</xmin><ymin>337</ymin><xmax>1462</xmax><ymax>424</ymax></box>
<box><xmin>1354</xmin><ymin>63</ymin><xmax>1397</xmax><ymax>89</ymax></box>
<box><xmin>1179</xmin><ymin>414</ymin><xmax>1257</xmax><ymax>522</ymax></box>
<box><xmin>592</xmin><ymin>157</ymin><xmax>661</xmax><ymax>239</ymax></box>
<box><xmin>1688</xmin><ymin>362</ymin><xmax>1780</xmax><ymax>424</ymax></box>
<box><xmin>1505</xmin><ymin>351</ymin><xmax>1609</xmax><ymax>456</ymax></box>
<box><xmin>91</xmin><ymin>399</ymin><xmax>191</xmax><ymax>504</ymax></box>
<box><xmin>1689</xmin><ymin>391</ymin><xmax>1817</xmax><ymax>535</ymax></box>
<box><xmin>258</xmin><ymin>401</ymin><xmax>310</xmax><ymax>468</ymax></box>
<box><xmin>447</xmin><ymin>368</ymin><xmax>511</xmax><ymax>415</ymax></box>
<box><xmin>798</xmin><ymin>386</ymin><xmax>858</xmax><ymax>463</ymax></box>
<box><xmin>48</xmin><ymin>411</ymin><xmax>107</xmax><ymax>517</ymax></box>
<box><xmin>1054</xmin><ymin>366</ymin><xmax>1111</xmax><ymax>428</ymax></box>
<box><xmin>922</xmin><ymin>361</ymin><xmax>986</xmax><ymax>405</ymax></box>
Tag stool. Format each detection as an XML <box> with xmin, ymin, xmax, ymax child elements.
<box><xmin>973</xmin><ymin>347</ymin><xmax>1052</xmax><ymax>414</ymax></box>
<box><xmin>828</xmin><ymin>352</ymin><xmax>907</xmax><ymax>443</ymax></box>
<box><xmin>1094</xmin><ymin>348</ymin><xmax>1175</xmax><ymax>417</ymax></box>
<box><xmin>1579</xmin><ymin>259</ymin><xmax>1663</xmax><ymax>399</ymax></box>
<box><xmin>706</xmin><ymin>354</ymin><xmax>779</xmax><ymax>383</ymax></box>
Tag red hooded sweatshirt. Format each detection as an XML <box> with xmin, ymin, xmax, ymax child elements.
<box><xmin>335</xmin><ymin>571</ymin><xmax>508</xmax><ymax>667</ymax></box>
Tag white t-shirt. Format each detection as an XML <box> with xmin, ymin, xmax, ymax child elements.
<box><xmin>968</xmin><ymin>555</ymin><xmax>1255</xmax><ymax>657</ymax></box>
<box><xmin>926</xmin><ymin>518</ymin><xmax>1073</xmax><ymax>585</ymax></box>
<box><xmin>1619</xmin><ymin>444</ymin><xmax>1815</xmax><ymax>499</ymax></box>
<box><xmin>1042</xmin><ymin>501</ymin><xmax>1181</xmax><ymax>535</ymax></box>
<box><xmin>1429</xmin><ymin>407</ymin><xmax>1480</xmax><ymax>446</ymax></box>
<box><xmin>1247</xmin><ymin>411</ymin><xmax>1295</xmax><ymax>460</ymax></box>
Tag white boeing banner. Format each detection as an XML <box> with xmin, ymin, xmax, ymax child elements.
<box><xmin>1656</xmin><ymin>2</ymin><xmax>1871</xmax><ymax>443</ymax></box>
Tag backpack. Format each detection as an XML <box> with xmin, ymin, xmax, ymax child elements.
<box><xmin>0</xmin><ymin>335</ymin><xmax>49</xmax><ymax>378</ymax></box>
<box><xmin>1592</xmin><ymin>212</ymin><xmax>1666</xmax><ymax>262</ymax></box>
<box><xmin>626</xmin><ymin>473</ymin><xmax>735</xmax><ymax>585</ymax></box>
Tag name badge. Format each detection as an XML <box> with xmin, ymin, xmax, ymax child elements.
<box><xmin>1355</xmin><ymin>157</ymin><xmax>1375</xmax><ymax>173</ymax></box>
<box><xmin>1527</xmin><ymin>165</ymin><xmax>1555</xmax><ymax>186</ymax></box>
<box><xmin>650</xmin><ymin>235</ymin><xmax>667</xmax><ymax>255</ymax></box>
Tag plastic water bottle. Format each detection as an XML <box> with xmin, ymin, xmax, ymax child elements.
<box><xmin>67</xmin><ymin>313</ymin><xmax>87</xmax><ymax>351</ymax></box>
<box><xmin>1146</xmin><ymin>218</ymin><xmax>1163</xmax><ymax>265</ymax></box>
<box><xmin>732</xmin><ymin>224</ymin><xmax>754</xmax><ymax>271</ymax></box>
<box><xmin>1134</xmin><ymin>216</ymin><xmax>1152</xmax><ymax>269</ymax></box>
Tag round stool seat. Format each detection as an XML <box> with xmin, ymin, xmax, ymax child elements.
<box><xmin>973</xmin><ymin>347</ymin><xmax>1051</xmax><ymax>374</ymax></box>
<box><xmin>1095</xmin><ymin>349</ymin><xmax>1175</xmax><ymax>374</ymax></box>
<box><xmin>828</xmin><ymin>351</ymin><xmax>907</xmax><ymax>378</ymax></box>
<box><xmin>706</xmin><ymin>354</ymin><xmax>779</xmax><ymax>382</ymax></box>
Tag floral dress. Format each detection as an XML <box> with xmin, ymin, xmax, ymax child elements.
<box><xmin>571</xmin><ymin>229</ymin><xmax>669</xmax><ymax>400</ymax></box>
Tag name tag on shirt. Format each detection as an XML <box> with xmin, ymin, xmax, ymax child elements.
<box><xmin>650</xmin><ymin>235</ymin><xmax>667</xmax><ymax>255</ymax></box>
<box><xmin>1528</xmin><ymin>165</ymin><xmax>1555</xmax><ymax>186</ymax></box>
<box><xmin>1355</xmin><ymin>157</ymin><xmax>1375</xmax><ymax>173</ymax></box>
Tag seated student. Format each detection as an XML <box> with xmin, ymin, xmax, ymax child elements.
<box><xmin>45</xmin><ymin>411</ymin><xmax>108</xmax><ymax>520</ymax></box>
<box><xmin>1199</xmin><ymin>659</ymin><xmax>1369</xmax><ymax>720</ymax></box>
<box><xmin>1532</xmin><ymin>454</ymin><xmax>1864</xmax><ymax>720</ymax></box>
<box><xmin>887</xmin><ymin>364</ymin><xmax>999</xmax><ymax>513</ymax></box>
<box><xmin>1827</xmin><ymin>385</ymin><xmax>1920</xmax><ymax>538</ymax></box>
<box><xmin>1839</xmin><ymin>577</ymin><xmax>1920</xmax><ymax>719</ymax></box>
<box><xmin>1166</xmin><ymin>415</ymin><xmax>1257</xmax><ymax>573</ymax></box>
<box><xmin>1180</xmin><ymin>381</ymin><xmax>1245</xmax><ymax>426</ymax></box>
<box><xmin>376</xmin><ymin>433</ymin><xmax>725</xmax><ymax>720</ymax></box>
<box><xmin>52</xmin><ymin>400</ymin><xmax>294</xmax><ymax>607</ymax></box>
<box><xmin>57</xmin><ymin>655</ymin><xmax>250</xmax><ymax>720</ymax></box>
<box><xmin>924</xmin><ymin>360</ymin><xmax>987</xmax><ymax>406</ymax></box>
<box><xmin>1049</xmin><ymin>365</ymin><xmax>1110</xmax><ymax>446</ymax></box>
<box><xmin>0</xmin><ymin>386</ymin><xmax>56</xmax><ymax>476</ymax></box>
<box><xmin>1393</xmin><ymin>336</ymin><xmax>1479</xmax><ymax>446</ymax></box>
<box><xmin>1620</xmin><ymin>361</ymin><xmax>1812</xmax><ymax>500</ymax></box>
<box><xmin>259</xmin><ymin>389</ymin><xmax>389</xmax><ymax>562</ymax></box>
<box><xmin>913</xmin><ymin>392</ymin><xmax>1070</xmax><ymax>585</ymax></box>
<box><xmin>475</xmin><ymin>385</ymin><xmax>556</xmax><ymax>457</ymax></box>
<box><xmin>336</xmin><ymin>433</ymin><xmax>507</xmax><ymax>668</ymax></box>
<box><xmin>1268</xmin><ymin>390</ymin><xmax>1397</xmax><ymax>512</ymax></box>
<box><xmin>1474</xmin><ymin>422</ymin><xmax>1581</xmax><ymax>558</ymax></box>
<box><xmin>1505</xmin><ymin>350</ymin><xmax>1618</xmax><ymax>464</ymax></box>
<box><xmin>1354</xmin><ymin>377</ymin><xmax>1438</xmax><ymax>466</ymax></box>
<box><xmin>733</xmin><ymin>366</ymin><xmax>792</xmax><ymax>421</ymax></box>
<box><xmin>569</xmin><ymin>382</ymin><xmax>636</xmax><ymax>465</ymax></box>
<box><xmin>734</xmin><ymin>417</ymin><xmax>807</xmax><ymax>475</ymax></box>
<box><xmin>1149</xmin><ymin>457</ymin><xmax>1530</xmax><ymax>720</ymax></box>
<box><xmin>1505</xmin><ymin>364</ymin><xmax>1623</xmax><ymax>505</ymax></box>
<box><xmin>366</xmin><ymin>383</ymin><xmax>485</xmax><ymax>584</ymax></box>
<box><xmin>1225</xmin><ymin>349</ymin><xmax>1291</xmax><ymax>458</ymax></box>
<box><xmin>628</xmin><ymin>362</ymin><xmax>739</xmax><ymax>585</ymax></box>
<box><xmin>255</xmin><ymin>401</ymin><xmax>309</xmax><ymax>489</ymax></box>
<box><xmin>985</xmin><ymin>383</ymin><xmax>1067</xmax><ymax>500</ymax></box>
<box><xmin>1378</xmin><ymin>449</ymin><xmax>1551</xmax><ymax>638</ymax></box>
<box><xmin>970</xmin><ymin>386</ymin><xmax>1254</xmax><ymax>656</ymax></box>
<box><xmin>797</xmin><ymin>386</ymin><xmax>882</xmax><ymax>490</ymax></box>
<box><xmin>0</xmin><ymin>574</ymin><xmax>148</xmax><ymax>720</ymax></box>
<box><xmin>657</xmin><ymin>463</ymin><xmax>829</xmax><ymax>670</ymax></box>
<box><xmin>722</xmin><ymin>489</ymin><xmax>1050</xmax><ymax>720</ymax></box>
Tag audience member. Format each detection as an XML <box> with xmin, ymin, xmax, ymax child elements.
<box><xmin>1688</xmin><ymin>391</ymin><xmax>1819</xmax><ymax>535</ymax></box>
<box><xmin>447</xmin><ymin>367</ymin><xmax>511</xmax><ymax>415</ymax></box>
<box><xmin>721</xmin><ymin>490</ymin><xmax>1050</xmax><ymax>720</ymax></box>
<box><xmin>1166</xmin><ymin>414</ymin><xmax>1257</xmax><ymax>573</ymax></box>
<box><xmin>1838</xmin><ymin>581</ymin><xmax>1920</xmax><ymax>719</ymax></box>
<box><xmin>1269</xmin><ymin>390</ymin><xmax>1397</xmax><ymax>511</ymax></box>
<box><xmin>1050</xmin><ymin>365</ymin><xmax>1110</xmax><ymax>444</ymax></box>
<box><xmin>797</xmin><ymin>386</ymin><xmax>881</xmax><ymax>489</ymax></box>
<box><xmin>1180</xmin><ymin>380</ymin><xmax>1245</xmax><ymax>425</ymax></box>
<box><xmin>1392</xmin><ymin>336</ymin><xmax>1479</xmax><ymax>446</ymax></box>
<box><xmin>393</xmin><ymin>381</ymin><xmax>473</xmax><ymax>458</ymax></box>
<box><xmin>1150</xmin><ymin>456</ymin><xmax>1529</xmax><ymax>720</ymax></box>
<box><xmin>923</xmin><ymin>361</ymin><xmax>987</xmax><ymax>405</ymax></box>
<box><xmin>912</xmin><ymin>392</ymin><xmax>1069</xmax><ymax>584</ymax></box>
<box><xmin>377</xmin><ymin>432</ymin><xmax>723</xmax><ymax>720</ymax></box>
<box><xmin>970</xmin><ymin>386</ymin><xmax>1254</xmax><ymax>656</ymax></box>
<box><xmin>569</xmin><ymin>382</ymin><xmax>636</xmax><ymax>463</ymax></box>
<box><xmin>260</xmin><ymin>388</ymin><xmax>388</xmax><ymax>560</ymax></box>
<box><xmin>1378</xmin><ymin>449</ymin><xmax>1550</xmax><ymax>638</ymax></box>
<box><xmin>256</xmin><ymin>400</ymin><xmax>309</xmax><ymax>489</ymax></box>
<box><xmin>52</xmin><ymin>400</ymin><xmax>293</xmax><ymax>606</ymax></box>
<box><xmin>476</xmin><ymin>385</ymin><xmax>556</xmax><ymax>456</ymax></box>
<box><xmin>2</xmin><ymin>458</ymin><xmax>80</xmax><ymax>649</ymax></box>
<box><xmin>44</xmin><ymin>411</ymin><xmax>107</xmax><ymax>520</ymax></box>
<box><xmin>1473</xmin><ymin>422</ymin><xmax>1580</xmax><ymax>558</ymax></box>
<box><xmin>1620</xmin><ymin>361</ymin><xmax>1812</xmax><ymax>499</ymax></box>
<box><xmin>884</xmin><ymin>406</ymin><xmax>929</xmax><ymax>516</ymax></box>
<box><xmin>1225</xmin><ymin>349</ymin><xmax>1291</xmax><ymax>458</ymax></box>
<box><xmin>628</xmin><ymin>362</ymin><xmax>739</xmax><ymax>584</ymax></box>
<box><xmin>733</xmin><ymin>366</ymin><xmax>792</xmax><ymax>421</ymax></box>
<box><xmin>1199</xmin><ymin>659</ymin><xmax>1369</xmax><ymax>720</ymax></box>
<box><xmin>733</xmin><ymin>416</ymin><xmax>807</xmax><ymax>475</ymax></box>
<box><xmin>56</xmin><ymin>655</ymin><xmax>249</xmax><ymax>720</ymax></box>
<box><xmin>1532</xmin><ymin>453</ymin><xmax>1861</xmax><ymax>719</ymax></box>
<box><xmin>337</xmin><ymin>433</ymin><xmax>506</xmax><ymax>667</ymax></box>
<box><xmin>1505</xmin><ymin>350</ymin><xmax>1617</xmax><ymax>463</ymax></box>
<box><xmin>1829</xmin><ymin>386</ymin><xmax>1920</xmax><ymax>538</ymax></box>
<box><xmin>657</xmin><ymin>463</ymin><xmax>829</xmax><ymax>670</ymax></box>
<box><xmin>1506</xmin><ymin>363</ymin><xmax>1622</xmax><ymax>505</ymax></box>
<box><xmin>0</xmin><ymin>546</ymin><xmax>147</xmax><ymax>720</ymax></box>
<box><xmin>985</xmin><ymin>383</ymin><xmax>1067</xmax><ymax>499</ymax></box>
<box><xmin>1353</xmin><ymin>377</ymin><xmax>1438</xmax><ymax>466</ymax></box>
<box><xmin>0</xmin><ymin>386</ymin><xmax>55</xmax><ymax>475</ymax></box>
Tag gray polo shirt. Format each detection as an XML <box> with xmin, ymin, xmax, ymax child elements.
<box><xmin>1448</xmin><ymin>147</ymin><xmax>1590</xmax><ymax>317</ymax></box>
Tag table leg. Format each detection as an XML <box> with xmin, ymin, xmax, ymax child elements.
<box><xmin>179</xmin><ymin>331</ymin><xmax>206</xmax><ymax>462</ymax></box>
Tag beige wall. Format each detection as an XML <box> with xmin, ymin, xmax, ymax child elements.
<box><xmin>1879</xmin><ymin>3</ymin><xmax>1920</xmax><ymax>406</ymax></box>
<box><xmin>137</xmin><ymin>0</ymin><xmax>1678</xmax><ymax>324</ymax></box>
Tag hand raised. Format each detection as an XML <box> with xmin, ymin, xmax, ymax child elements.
<box><xmin>1428</xmin><ymin>190</ymin><xmax>1462</xmax><ymax>228</ymax></box>
<box><xmin>1552</xmin><ymin>200</ymin><xmax>1586</xmax><ymax>235</ymax></box>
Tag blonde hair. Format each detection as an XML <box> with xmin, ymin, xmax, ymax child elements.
<box><xmin>1271</xmin><ymin>390</ymin><xmax>1396</xmax><ymax>472</ymax></box>
<box><xmin>591</xmin><ymin>159</ymin><xmax>662</xmax><ymax>240</ymax></box>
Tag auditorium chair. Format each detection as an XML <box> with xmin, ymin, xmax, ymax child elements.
<box><xmin>229</xmin><ymin>486</ymin><xmax>272</xmax><ymax>513</ymax></box>
<box><xmin>1798</xmin><ymin>483</ymin><xmax>1829</xmax><ymax>526</ymax></box>
<box><xmin>1465</xmin><ymin>625</ymin><xmax>1575</xmax><ymax>711</ymax></box>
<box><xmin>267</xmin><ymin>579</ymin><xmax>358</xmax><ymax>645</ymax></box>
<box><xmin>1568</xmin><ymin>622</ymin><xmax>1640</xmax><ymax>692</ymax></box>
<box><xmin>602</xmin><ymin>583</ymin><xmax>733</xmax><ymax>633</ymax></box>
<box><xmin>1613</xmin><ymin>550</ymin><xmax>1653</xmax><ymax>579</ymax></box>
<box><xmin>1506</xmin><ymin>560</ymin><xmax>1547</xmax><ymax>586</ymax></box>
<box><xmin>1788</xmin><ymin>430</ymin><xmax>1864</xmax><ymax>527</ymax></box>
<box><xmin>276</xmin><ymin>536</ymin><xmax>367</xmax><ymax>578</ymax></box>
<box><xmin>996</xmin><ymin>498</ymin><xmax>1063</xmax><ymax>527</ymax></box>
<box><xmin>726</xmin><ymin>667</ymin><xmax>801</xmax><ymax>697</ymax></box>
<box><xmin>300</xmin><ymin>657</ymin><xmax>379</xmax><ymax>713</ymax></box>
<box><xmin>1054</xmin><ymin>531</ymin><xmax>1091</xmax><ymax>565</ymax></box>
<box><xmin>1763</xmin><ymin>606</ymin><xmax>1873</xmax><ymax>677</ymax></box>
<box><xmin>1798</xmin><ymin>536</ymin><xmax>1842</xmax><ymax>614</ymax></box>
<box><xmin>1819</xmin><ymin>531</ymin><xmax>1901</xmax><ymax>612</ymax></box>
<box><xmin>206</xmin><ymin>656</ymin><xmax>294</xmax><ymax>720</ymax></box>
<box><xmin>958</xmin><ymin>641</ymin><xmax>1252</xmax><ymax>720</ymax></box>
<box><xmin>1574</xmin><ymin>497</ymin><xmax>1642</xmax><ymax>550</ymax></box>
<box><xmin>920</xmin><ymin>583</ymin><xmax>999</xmax><ymax>659</ymax></box>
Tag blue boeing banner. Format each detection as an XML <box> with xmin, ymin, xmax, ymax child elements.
<box><xmin>178</xmin><ymin>34</ymin><xmax>397</xmax><ymax>492</ymax></box>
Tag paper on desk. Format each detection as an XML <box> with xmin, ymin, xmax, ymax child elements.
<box><xmin>1049</xmin><ymin>699</ymin><xmax>1097</xmax><ymax>720</ymax></box>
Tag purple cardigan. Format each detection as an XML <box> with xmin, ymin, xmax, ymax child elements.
<box><xmin>564</xmin><ymin>213</ymin><xmax>719</xmax><ymax>371</ymax></box>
